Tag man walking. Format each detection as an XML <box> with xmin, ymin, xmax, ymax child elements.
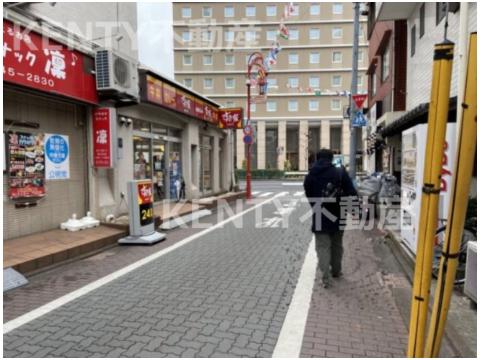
<box><xmin>303</xmin><ymin>149</ymin><xmax>358</xmax><ymax>288</ymax></box>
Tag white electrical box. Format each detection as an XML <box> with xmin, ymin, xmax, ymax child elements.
<box><xmin>464</xmin><ymin>241</ymin><xmax>477</xmax><ymax>303</ymax></box>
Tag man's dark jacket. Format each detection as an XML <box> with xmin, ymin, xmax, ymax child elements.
<box><xmin>303</xmin><ymin>159</ymin><xmax>358</xmax><ymax>233</ymax></box>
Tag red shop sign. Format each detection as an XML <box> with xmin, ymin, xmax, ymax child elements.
<box><xmin>176</xmin><ymin>90</ymin><xmax>195</xmax><ymax>116</ymax></box>
<box><xmin>218</xmin><ymin>108</ymin><xmax>243</xmax><ymax>129</ymax></box>
<box><xmin>195</xmin><ymin>100</ymin><xmax>205</xmax><ymax>119</ymax></box>
<box><xmin>92</xmin><ymin>108</ymin><xmax>115</xmax><ymax>168</ymax></box>
<box><xmin>146</xmin><ymin>75</ymin><xmax>163</xmax><ymax>106</ymax></box>
<box><xmin>3</xmin><ymin>20</ymin><xmax>98</xmax><ymax>104</ymax></box>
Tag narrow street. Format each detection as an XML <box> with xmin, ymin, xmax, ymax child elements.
<box><xmin>3</xmin><ymin>181</ymin><xmax>456</xmax><ymax>358</ymax></box>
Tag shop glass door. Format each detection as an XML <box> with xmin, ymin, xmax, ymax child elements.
<box><xmin>169</xmin><ymin>142</ymin><xmax>182</xmax><ymax>200</ymax></box>
<box><xmin>152</xmin><ymin>139</ymin><xmax>166</xmax><ymax>202</ymax></box>
<box><xmin>133</xmin><ymin>136</ymin><xmax>152</xmax><ymax>180</ymax></box>
<box><xmin>200</xmin><ymin>136</ymin><xmax>212</xmax><ymax>193</ymax></box>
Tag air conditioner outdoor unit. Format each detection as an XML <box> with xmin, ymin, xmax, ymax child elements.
<box><xmin>464</xmin><ymin>241</ymin><xmax>477</xmax><ymax>304</ymax></box>
<box><xmin>95</xmin><ymin>49</ymin><xmax>139</xmax><ymax>102</ymax></box>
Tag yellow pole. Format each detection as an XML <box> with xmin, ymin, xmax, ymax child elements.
<box><xmin>425</xmin><ymin>33</ymin><xmax>477</xmax><ymax>357</ymax></box>
<box><xmin>406</xmin><ymin>41</ymin><xmax>454</xmax><ymax>358</ymax></box>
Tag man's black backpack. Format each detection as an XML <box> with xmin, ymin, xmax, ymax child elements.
<box><xmin>320</xmin><ymin>167</ymin><xmax>343</xmax><ymax>201</ymax></box>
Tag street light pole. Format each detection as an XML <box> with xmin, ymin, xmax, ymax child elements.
<box><xmin>246</xmin><ymin>79</ymin><xmax>252</xmax><ymax>200</ymax></box>
<box><xmin>348</xmin><ymin>2</ymin><xmax>360</xmax><ymax>179</ymax></box>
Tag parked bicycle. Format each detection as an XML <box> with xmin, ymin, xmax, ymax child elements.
<box><xmin>432</xmin><ymin>217</ymin><xmax>477</xmax><ymax>285</ymax></box>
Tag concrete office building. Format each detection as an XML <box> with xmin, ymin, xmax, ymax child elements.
<box><xmin>173</xmin><ymin>2</ymin><xmax>368</xmax><ymax>171</ymax></box>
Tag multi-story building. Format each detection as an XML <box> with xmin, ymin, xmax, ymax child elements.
<box><xmin>172</xmin><ymin>2</ymin><xmax>368</xmax><ymax>171</ymax></box>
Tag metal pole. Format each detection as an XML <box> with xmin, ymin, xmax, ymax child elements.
<box><xmin>348</xmin><ymin>2</ymin><xmax>360</xmax><ymax>179</ymax></box>
<box><xmin>246</xmin><ymin>81</ymin><xmax>252</xmax><ymax>199</ymax></box>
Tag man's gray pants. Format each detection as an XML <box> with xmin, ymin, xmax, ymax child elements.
<box><xmin>314</xmin><ymin>231</ymin><xmax>344</xmax><ymax>284</ymax></box>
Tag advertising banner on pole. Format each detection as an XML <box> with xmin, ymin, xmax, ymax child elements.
<box><xmin>45</xmin><ymin>134</ymin><xmax>70</xmax><ymax>180</ymax></box>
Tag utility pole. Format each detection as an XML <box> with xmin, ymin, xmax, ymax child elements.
<box><xmin>348</xmin><ymin>2</ymin><xmax>360</xmax><ymax>179</ymax></box>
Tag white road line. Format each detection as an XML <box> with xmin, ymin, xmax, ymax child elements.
<box><xmin>252</xmin><ymin>191</ymin><xmax>260</xmax><ymax>195</ymax></box>
<box><xmin>294</xmin><ymin>191</ymin><xmax>304</xmax><ymax>197</ymax></box>
<box><xmin>258</xmin><ymin>192</ymin><xmax>274</xmax><ymax>198</ymax></box>
<box><xmin>281</xmin><ymin>182</ymin><xmax>303</xmax><ymax>186</ymax></box>
<box><xmin>273</xmin><ymin>236</ymin><xmax>317</xmax><ymax>358</ymax></box>
<box><xmin>3</xmin><ymin>194</ymin><xmax>284</xmax><ymax>334</ymax></box>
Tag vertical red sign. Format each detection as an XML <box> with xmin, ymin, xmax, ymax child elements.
<box><xmin>92</xmin><ymin>108</ymin><xmax>113</xmax><ymax>168</ymax></box>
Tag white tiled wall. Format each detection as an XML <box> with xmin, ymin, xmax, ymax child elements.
<box><xmin>406</xmin><ymin>2</ymin><xmax>477</xmax><ymax>110</ymax></box>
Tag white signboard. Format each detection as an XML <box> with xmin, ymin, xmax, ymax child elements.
<box><xmin>45</xmin><ymin>133</ymin><xmax>70</xmax><ymax>180</ymax></box>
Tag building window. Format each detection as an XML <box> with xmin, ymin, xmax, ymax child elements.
<box><xmin>182</xmin><ymin>7</ymin><xmax>191</xmax><ymax>18</ymax></box>
<box><xmin>225</xmin><ymin>31</ymin><xmax>234</xmax><ymax>43</ymax></box>
<box><xmin>332</xmin><ymin>27</ymin><xmax>343</xmax><ymax>39</ymax></box>
<box><xmin>202</xmin><ymin>31</ymin><xmax>212</xmax><ymax>42</ymax></box>
<box><xmin>310</xmin><ymin>3</ymin><xmax>320</xmax><ymax>15</ymax></box>
<box><xmin>225</xmin><ymin>54</ymin><xmax>235</xmax><ymax>65</ymax></box>
<box><xmin>203</xmin><ymin>55</ymin><xmax>213</xmax><ymax>65</ymax></box>
<box><xmin>382</xmin><ymin>43</ymin><xmax>390</xmax><ymax>82</ymax></box>
<box><xmin>358</xmin><ymin>50</ymin><xmax>364</xmax><ymax>62</ymax></box>
<box><xmin>267</xmin><ymin>30</ymin><xmax>277</xmax><ymax>41</ymax></box>
<box><xmin>357</xmin><ymin>75</ymin><xmax>363</xmax><ymax>87</ymax></box>
<box><xmin>411</xmin><ymin>25</ymin><xmax>416</xmax><ymax>57</ymax></box>
<box><xmin>183</xmin><ymin>54</ymin><xmax>192</xmax><ymax>65</ymax></box>
<box><xmin>225</xmin><ymin>6</ymin><xmax>234</xmax><ymax>17</ymax></box>
<box><xmin>309</xmin><ymin>100</ymin><xmax>319</xmax><ymax>111</ymax></box>
<box><xmin>289</xmin><ymin>29</ymin><xmax>299</xmax><ymax>40</ymax></box>
<box><xmin>289</xmin><ymin>53</ymin><xmax>299</xmax><ymax>64</ymax></box>
<box><xmin>288</xmin><ymin>77</ymin><xmax>299</xmax><ymax>88</ymax></box>
<box><xmin>309</xmin><ymin>76</ymin><xmax>320</xmax><ymax>89</ymax></box>
<box><xmin>331</xmin><ymin>99</ymin><xmax>341</xmax><ymax>111</ymax></box>
<box><xmin>225</xmin><ymin>101</ymin><xmax>235</xmax><ymax>107</ymax></box>
<box><xmin>420</xmin><ymin>3</ymin><xmax>425</xmax><ymax>38</ymax></box>
<box><xmin>370</xmin><ymin>72</ymin><xmax>376</xmax><ymax>96</ymax></box>
<box><xmin>266</xmin><ymin>5</ymin><xmax>277</xmax><ymax>16</ymax></box>
<box><xmin>203</xmin><ymin>6</ymin><xmax>212</xmax><ymax>17</ymax></box>
<box><xmin>267</xmin><ymin>100</ymin><xmax>277</xmax><ymax>112</ymax></box>
<box><xmin>250</xmin><ymin>103</ymin><xmax>256</xmax><ymax>112</ymax></box>
<box><xmin>332</xmin><ymin>51</ymin><xmax>342</xmax><ymax>64</ymax></box>
<box><xmin>182</xmin><ymin>31</ymin><xmax>191</xmax><ymax>42</ymax></box>
<box><xmin>288</xmin><ymin>100</ymin><xmax>298</xmax><ymax>112</ymax></box>
<box><xmin>310</xmin><ymin>52</ymin><xmax>320</xmax><ymax>64</ymax></box>
<box><xmin>331</xmin><ymin>75</ymin><xmax>342</xmax><ymax>87</ymax></box>
<box><xmin>309</xmin><ymin>28</ymin><xmax>320</xmax><ymax>40</ymax></box>
<box><xmin>265</xmin><ymin>128</ymin><xmax>278</xmax><ymax>169</ymax></box>
<box><xmin>183</xmin><ymin>78</ymin><xmax>192</xmax><ymax>88</ymax></box>
<box><xmin>291</xmin><ymin>4</ymin><xmax>299</xmax><ymax>16</ymax></box>
<box><xmin>332</xmin><ymin>3</ymin><xmax>343</xmax><ymax>14</ymax></box>
<box><xmin>245</xmin><ymin>30</ymin><xmax>257</xmax><ymax>42</ymax></box>
<box><xmin>268</xmin><ymin>78</ymin><xmax>277</xmax><ymax>88</ymax></box>
<box><xmin>225</xmin><ymin>78</ymin><xmax>235</xmax><ymax>89</ymax></box>
<box><xmin>204</xmin><ymin>78</ymin><xmax>213</xmax><ymax>89</ymax></box>
<box><xmin>436</xmin><ymin>2</ymin><xmax>448</xmax><ymax>25</ymax></box>
<box><xmin>246</xmin><ymin>5</ymin><xmax>256</xmax><ymax>17</ymax></box>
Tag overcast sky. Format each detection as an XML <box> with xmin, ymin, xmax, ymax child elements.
<box><xmin>137</xmin><ymin>2</ymin><xmax>174</xmax><ymax>79</ymax></box>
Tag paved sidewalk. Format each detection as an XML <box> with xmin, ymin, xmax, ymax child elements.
<box><xmin>300</xmin><ymin>230</ymin><xmax>456</xmax><ymax>358</ymax></box>
<box><xmin>4</xmin><ymin>194</ymin><xmax>312</xmax><ymax>357</ymax></box>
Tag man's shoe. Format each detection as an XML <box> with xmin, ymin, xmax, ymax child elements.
<box><xmin>332</xmin><ymin>271</ymin><xmax>343</xmax><ymax>278</ymax></box>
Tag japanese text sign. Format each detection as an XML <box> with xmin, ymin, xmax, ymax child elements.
<box><xmin>3</xmin><ymin>19</ymin><xmax>98</xmax><ymax>104</ymax></box>
<box><xmin>45</xmin><ymin>134</ymin><xmax>70</xmax><ymax>180</ymax></box>
<box><xmin>137</xmin><ymin>181</ymin><xmax>154</xmax><ymax>226</ymax></box>
<box><xmin>218</xmin><ymin>108</ymin><xmax>244</xmax><ymax>129</ymax></box>
<box><xmin>92</xmin><ymin>107</ymin><xmax>116</xmax><ymax>168</ymax></box>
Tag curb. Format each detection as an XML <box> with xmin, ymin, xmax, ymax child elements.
<box><xmin>384</xmin><ymin>230</ymin><xmax>475</xmax><ymax>358</ymax></box>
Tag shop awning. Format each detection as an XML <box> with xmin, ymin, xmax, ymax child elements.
<box><xmin>380</xmin><ymin>97</ymin><xmax>457</xmax><ymax>137</ymax></box>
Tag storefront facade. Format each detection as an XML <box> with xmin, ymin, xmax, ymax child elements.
<box><xmin>3</xmin><ymin>19</ymin><xmax>98</xmax><ymax>240</ymax></box>
<box><xmin>87</xmin><ymin>69</ymin><xmax>235</xmax><ymax>220</ymax></box>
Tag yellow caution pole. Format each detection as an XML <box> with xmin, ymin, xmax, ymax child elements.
<box><xmin>424</xmin><ymin>32</ymin><xmax>477</xmax><ymax>357</ymax></box>
<box><xmin>407</xmin><ymin>41</ymin><xmax>455</xmax><ymax>358</ymax></box>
